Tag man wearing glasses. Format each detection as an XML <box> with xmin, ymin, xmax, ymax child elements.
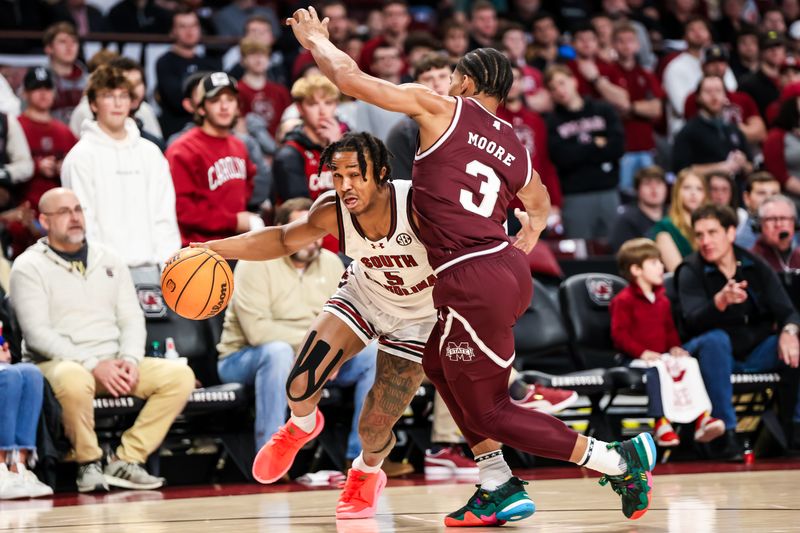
<box><xmin>9</xmin><ymin>187</ymin><xmax>195</xmax><ymax>492</ymax></box>
<box><xmin>60</xmin><ymin>64</ymin><xmax>181</xmax><ymax>271</ymax></box>
<box><xmin>752</xmin><ymin>195</ymin><xmax>800</xmax><ymax>271</ymax></box>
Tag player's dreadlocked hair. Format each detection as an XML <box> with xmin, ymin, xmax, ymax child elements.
<box><xmin>455</xmin><ymin>47</ymin><xmax>513</xmax><ymax>102</ymax></box>
<box><xmin>318</xmin><ymin>132</ymin><xmax>392</xmax><ymax>186</ymax></box>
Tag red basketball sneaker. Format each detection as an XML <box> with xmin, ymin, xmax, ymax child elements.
<box><xmin>425</xmin><ymin>446</ymin><xmax>479</xmax><ymax>476</ymax></box>
<box><xmin>655</xmin><ymin>418</ymin><xmax>680</xmax><ymax>447</ymax></box>
<box><xmin>252</xmin><ymin>409</ymin><xmax>325</xmax><ymax>484</ymax></box>
<box><xmin>512</xmin><ymin>384</ymin><xmax>579</xmax><ymax>414</ymax></box>
<box><xmin>694</xmin><ymin>412</ymin><xmax>725</xmax><ymax>443</ymax></box>
<box><xmin>336</xmin><ymin>468</ymin><xmax>387</xmax><ymax>519</ymax></box>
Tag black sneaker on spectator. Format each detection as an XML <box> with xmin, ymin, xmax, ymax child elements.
<box><xmin>104</xmin><ymin>460</ymin><xmax>165</xmax><ymax>490</ymax></box>
<box><xmin>77</xmin><ymin>461</ymin><xmax>109</xmax><ymax>493</ymax></box>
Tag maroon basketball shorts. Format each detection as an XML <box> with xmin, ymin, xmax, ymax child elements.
<box><xmin>429</xmin><ymin>245</ymin><xmax>532</xmax><ymax>378</ymax></box>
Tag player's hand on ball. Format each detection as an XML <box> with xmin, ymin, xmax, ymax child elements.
<box><xmin>513</xmin><ymin>208</ymin><xmax>545</xmax><ymax>254</ymax></box>
<box><xmin>286</xmin><ymin>6</ymin><xmax>329</xmax><ymax>49</ymax></box>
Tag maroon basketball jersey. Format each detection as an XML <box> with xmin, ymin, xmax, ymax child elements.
<box><xmin>412</xmin><ymin>97</ymin><xmax>533</xmax><ymax>272</ymax></box>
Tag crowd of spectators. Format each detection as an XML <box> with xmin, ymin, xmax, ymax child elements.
<box><xmin>1</xmin><ymin>0</ymin><xmax>800</xmax><ymax>497</ymax></box>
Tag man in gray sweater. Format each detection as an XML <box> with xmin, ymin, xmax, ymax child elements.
<box><xmin>9</xmin><ymin>188</ymin><xmax>195</xmax><ymax>493</ymax></box>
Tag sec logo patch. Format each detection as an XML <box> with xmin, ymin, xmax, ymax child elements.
<box><xmin>396</xmin><ymin>233</ymin><xmax>412</xmax><ymax>246</ymax></box>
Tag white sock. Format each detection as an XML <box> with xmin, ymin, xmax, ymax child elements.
<box><xmin>577</xmin><ymin>437</ymin><xmax>627</xmax><ymax>476</ymax></box>
<box><xmin>352</xmin><ymin>452</ymin><xmax>382</xmax><ymax>473</ymax></box>
<box><xmin>475</xmin><ymin>450</ymin><xmax>513</xmax><ymax>491</ymax></box>
<box><xmin>290</xmin><ymin>408</ymin><xmax>317</xmax><ymax>433</ymax></box>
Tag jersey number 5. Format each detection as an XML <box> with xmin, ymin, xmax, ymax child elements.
<box><xmin>459</xmin><ymin>160</ymin><xmax>501</xmax><ymax>218</ymax></box>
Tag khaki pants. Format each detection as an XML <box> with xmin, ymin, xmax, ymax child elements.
<box><xmin>431</xmin><ymin>368</ymin><xmax>521</xmax><ymax>444</ymax></box>
<box><xmin>38</xmin><ymin>358</ymin><xmax>195</xmax><ymax>464</ymax></box>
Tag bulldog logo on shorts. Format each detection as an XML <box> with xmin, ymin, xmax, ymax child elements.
<box><xmin>445</xmin><ymin>342</ymin><xmax>475</xmax><ymax>362</ymax></box>
<box><xmin>586</xmin><ymin>277</ymin><xmax>614</xmax><ymax>306</ymax></box>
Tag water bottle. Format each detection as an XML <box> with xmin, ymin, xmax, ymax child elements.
<box><xmin>164</xmin><ymin>337</ymin><xmax>179</xmax><ymax>359</ymax></box>
<box><xmin>150</xmin><ymin>341</ymin><xmax>164</xmax><ymax>358</ymax></box>
<box><xmin>743</xmin><ymin>438</ymin><xmax>754</xmax><ymax>465</ymax></box>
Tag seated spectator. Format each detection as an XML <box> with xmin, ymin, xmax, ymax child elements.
<box><xmin>236</xmin><ymin>38</ymin><xmax>291</xmax><ymax>138</ymax></box>
<box><xmin>166</xmin><ymin>72</ymin><xmax>259</xmax><ymax>246</ymax></box>
<box><xmin>216</xmin><ymin>198</ymin><xmax>377</xmax><ymax>466</ymax></box>
<box><xmin>764</xmin><ymin>58</ymin><xmax>800</xmax><ymax>126</ymax></box>
<box><xmin>567</xmin><ymin>22</ymin><xmax>630</xmax><ymax>113</ymax></box>
<box><xmin>9</xmin><ymin>188</ymin><xmax>195</xmax><ymax>492</ymax></box>
<box><xmin>683</xmin><ymin>45</ymin><xmax>765</xmax><ymax>145</ymax></box>
<box><xmin>676</xmin><ymin>204</ymin><xmax>800</xmax><ymax>457</ymax></box>
<box><xmin>386</xmin><ymin>54</ymin><xmax>451</xmax><ymax>181</ymax></box>
<box><xmin>763</xmin><ymin>86</ymin><xmax>800</xmax><ymax>206</ymax></box>
<box><xmin>16</xmin><ymin>67</ymin><xmax>77</xmax><ymax>257</ymax></box>
<box><xmin>467</xmin><ymin>0</ymin><xmax>498</xmax><ymax>51</ymax></box>
<box><xmin>751</xmin><ymin>194</ymin><xmax>800</xmax><ymax>271</ymax></box>
<box><xmin>358</xmin><ymin>0</ymin><xmax>410</xmax><ymax>77</ymax></box>
<box><xmin>441</xmin><ymin>19</ymin><xmax>469</xmax><ymax>65</ymax></box>
<box><xmin>609</xmin><ymin>166</ymin><xmax>668</xmax><ymax>252</ymax></box>
<box><xmin>226</xmin><ymin>15</ymin><xmax>288</xmax><ymax>88</ymax></box>
<box><xmin>545</xmin><ymin>65</ymin><xmax>625</xmax><ymax>239</ymax></box>
<box><xmin>672</xmin><ymin>76</ymin><xmax>752</xmax><ymax>177</ymax></box>
<box><xmin>529</xmin><ymin>12</ymin><xmax>569</xmax><ymax>71</ymax></box>
<box><xmin>611</xmin><ymin>238</ymin><xmax>724</xmax><ymax>448</ymax></box>
<box><xmin>274</xmin><ymin>76</ymin><xmax>342</xmax><ymax>204</ymax></box>
<box><xmin>346</xmin><ymin>43</ymin><xmax>406</xmax><ymax>141</ymax></box>
<box><xmin>500</xmin><ymin>23</ymin><xmax>550</xmax><ymax>113</ymax></box>
<box><xmin>498</xmin><ymin>64</ymin><xmax>563</xmax><ymax>233</ymax></box>
<box><xmin>70</xmin><ymin>57</ymin><xmax>164</xmax><ymax>147</ymax></box>
<box><xmin>292</xmin><ymin>2</ymin><xmax>351</xmax><ymax>81</ymax></box>
<box><xmin>611</xmin><ymin>23</ymin><xmax>664</xmax><ymax>193</ymax></box>
<box><xmin>44</xmin><ymin>0</ymin><xmax>107</xmax><ymax>36</ymax></box>
<box><xmin>0</xmin><ymin>111</ymin><xmax>34</xmax><ymax>210</ymax></box>
<box><xmin>662</xmin><ymin>17</ymin><xmax>738</xmax><ymax>138</ymax></box>
<box><xmin>736</xmin><ymin>171</ymin><xmax>781</xmax><ymax>249</ymax></box>
<box><xmin>43</xmin><ymin>22</ymin><xmax>87</xmax><ymax>125</ymax></box>
<box><xmin>650</xmin><ymin>168</ymin><xmax>708</xmax><ymax>272</ymax></box>
<box><xmin>729</xmin><ymin>27</ymin><xmax>760</xmax><ymax>82</ymax></box>
<box><xmin>156</xmin><ymin>9</ymin><xmax>221</xmax><ymax>139</ymax></box>
<box><xmin>0</xmin><ymin>344</ymin><xmax>52</xmax><ymax>499</ymax></box>
<box><xmin>707</xmin><ymin>171</ymin><xmax>746</xmax><ymax>224</ymax></box>
<box><xmin>61</xmin><ymin>65</ymin><xmax>180</xmax><ymax>269</ymax></box>
<box><xmin>739</xmin><ymin>31</ymin><xmax>786</xmax><ymax>119</ymax></box>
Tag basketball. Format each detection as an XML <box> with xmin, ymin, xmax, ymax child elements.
<box><xmin>161</xmin><ymin>247</ymin><xmax>234</xmax><ymax>320</ymax></box>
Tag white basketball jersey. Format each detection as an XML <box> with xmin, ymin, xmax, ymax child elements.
<box><xmin>336</xmin><ymin>180</ymin><xmax>434</xmax><ymax>319</ymax></box>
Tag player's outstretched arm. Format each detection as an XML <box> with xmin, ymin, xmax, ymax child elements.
<box><xmin>513</xmin><ymin>169</ymin><xmax>550</xmax><ymax>254</ymax></box>
<box><xmin>286</xmin><ymin>7</ymin><xmax>450</xmax><ymax>119</ymax></box>
<box><xmin>193</xmin><ymin>193</ymin><xmax>339</xmax><ymax>261</ymax></box>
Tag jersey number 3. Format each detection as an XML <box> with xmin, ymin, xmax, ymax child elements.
<box><xmin>459</xmin><ymin>160</ymin><xmax>500</xmax><ymax>218</ymax></box>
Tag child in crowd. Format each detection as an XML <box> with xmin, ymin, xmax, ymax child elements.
<box><xmin>236</xmin><ymin>38</ymin><xmax>291</xmax><ymax>138</ymax></box>
<box><xmin>611</xmin><ymin>238</ymin><xmax>725</xmax><ymax>447</ymax></box>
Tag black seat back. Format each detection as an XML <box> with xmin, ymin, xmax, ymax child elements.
<box><xmin>559</xmin><ymin>273</ymin><xmax>628</xmax><ymax>369</ymax></box>
<box><xmin>145</xmin><ymin>309</ymin><xmax>220</xmax><ymax>386</ymax></box>
<box><xmin>514</xmin><ymin>278</ymin><xmax>576</xmax><ymax>374</ymax></box>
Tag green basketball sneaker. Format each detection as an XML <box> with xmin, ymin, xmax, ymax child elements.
<box><xmin>444</xmin><ymin>476</ymin><xmax>535</xmax><ymax>527</ymax></box>
<box><xmin>598</xmin><ymin>432</ymin><xmax>657</xmax><ymax>520</ymax></box>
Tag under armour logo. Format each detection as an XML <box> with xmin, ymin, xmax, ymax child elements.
<box><xmin>492</xmin><ymin>120</ymin><xmax>501</xmax><ymax>131</ymax></box>
<box><xmin>370</xmin><ymin>243</ymin><xmax>385</xmax><ymax>249</ymax></box>
<box><xmin>445</xmin><ymin>342</ymin><xmax>475</xmax><ymax>361</ymax></box>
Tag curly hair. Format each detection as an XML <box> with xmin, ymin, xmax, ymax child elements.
<box><xmin>455</xmin><ymin>47</ymin><xmax>513</xmax><ymax>101</ymax></box>
<box><xmin>318</xmin><ymin>132</ymin><xmax>392</xmax><ymax>186</ymax></box>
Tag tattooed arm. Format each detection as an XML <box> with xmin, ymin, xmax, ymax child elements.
<box><xmin>358</xmin><ymin>352</ymin><xmax>426</xmax><ymax>464</ymax></box>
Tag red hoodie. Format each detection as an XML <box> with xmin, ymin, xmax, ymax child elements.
<box><xmin>166</xmin><ymin>127</ymin><xmax>255</xmax><ymax>245</ymax></box>
<box><xmin>610</xmin><ymin>283</ymin><xmax>682</xmax><ymax>358</ymax></box>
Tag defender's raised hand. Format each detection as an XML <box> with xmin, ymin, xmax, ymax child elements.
<box><xmin>286</xmin><ymin>6</ymin><xmax>330</xmax><ymax>50</ymax></box>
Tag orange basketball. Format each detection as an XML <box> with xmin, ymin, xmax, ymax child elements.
<box><xmin>161</xmin><ymin>247</ymin><xmax>234</xmax><ymax>320</ymax></box>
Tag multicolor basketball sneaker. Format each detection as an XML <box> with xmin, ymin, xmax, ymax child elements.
<box><xmin>598</xmin><ymin>432</ymin><xmax>657</xmax><ymax>520</ymax></box>
<box><xmin>251</xmin><ymin>409</ymin><xmax>325</xmax><ymax>484</ymax></box>
<box><xmin>444</xmin><ymin>476</ymin><xmax>535</xmax><ymax>527</ymax></box>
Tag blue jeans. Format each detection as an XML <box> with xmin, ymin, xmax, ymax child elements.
<box><xmin>218</xmin><ymin>342</ymin><xmax>295</xmax><ymax>449</ymax></box>
<box><xmin>619</xmin><ymin>150</ymin><xmax>655</xmax><ymax>193</ymax></box>
<box><xmin>329</xmin><ymin>342</ymin><xmax>377</xmax><ymax>459</ymax></box>
<box><xmin>0</xmin><ymin>363</ymin><xmax>44</xmax><ymax>452</ymax></box>
<box><xmin>684</xmin><ymin>330</ymin><xmax>791</xmax><ymax>429</ymax></box>
<box><xmin>218</xmin><ymin>341</ymin><xmax>377</xmax><ymax>458</ymax></box>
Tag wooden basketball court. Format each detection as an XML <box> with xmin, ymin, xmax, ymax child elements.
<box><xmin>1</xmin><ymin>466</ymin><xmax>797</xmax><ymax>532</ymax></box>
